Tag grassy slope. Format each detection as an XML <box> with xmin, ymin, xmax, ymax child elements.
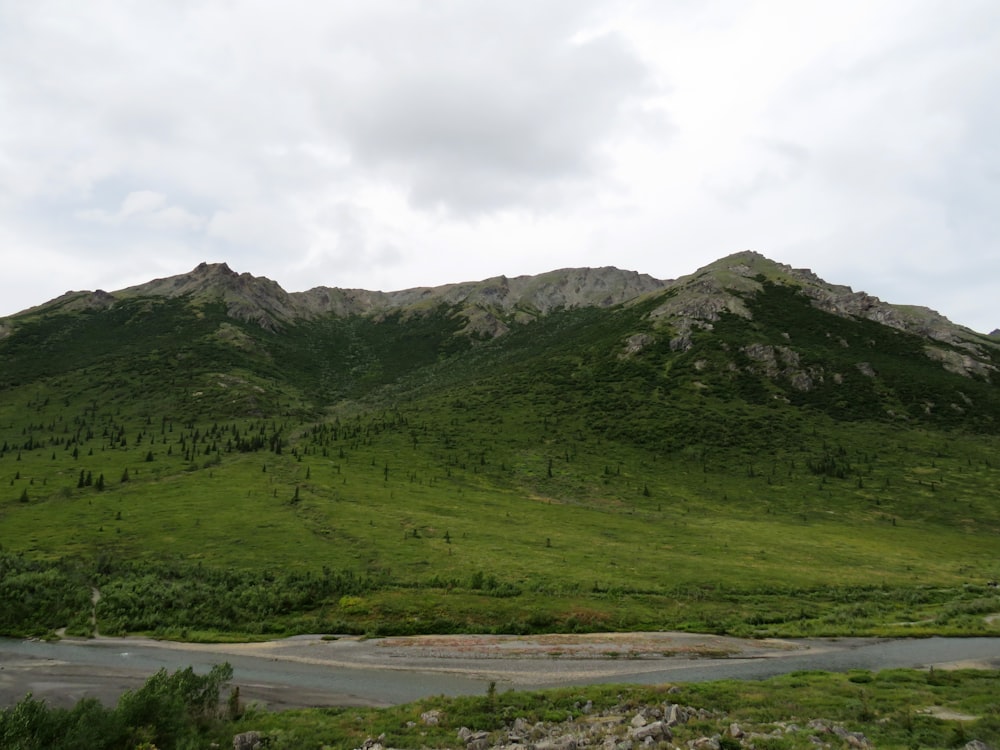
<box><xmin>232</xmin><ymin>669</ymin><xmax>1000</xmax><ymax>750</ymax></box>
<box><xmin>1</xmin><ymin>284</ymin><xmax>999</xmax><ymax>637</ymax></box>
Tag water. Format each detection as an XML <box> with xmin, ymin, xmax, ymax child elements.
<box><xmin>591</xmin><ymin>637</ymin><xmax>1000</xmax><ymax>685</ymax></box>
<box><xmin>2</xmin><ymin>635</ymin><xmax>998</xmax><ymax>709</ymax></box>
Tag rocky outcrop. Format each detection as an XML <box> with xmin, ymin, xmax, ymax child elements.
<box><xmin>924</xmin><ymin>345</ymin><xmax>997</xmax><ymax>381</ymax></box>
<box><xmin>346</xmin><ymin>701</ymin><xmax>891</xmax><ymax>750</ymax></box>
<box><xmin>643</xmin><ymin>251</ymin><xmax>999</xmax><ymax>378</ymax></box>
<box><xmin>233</xmin><ymin>730</ymin><xmax>263</xmax><ymax>750</ymax></box>
<box><xmin>739</xmin><ymin>343</ymin><xmax>822</xmax><ymax>391</ymax></box>
<box><xmin>120</xmin><ymin>262</ymin><xmax>298</xmax><ymax>331</ymax></box>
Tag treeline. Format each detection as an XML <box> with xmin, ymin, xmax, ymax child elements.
<box><xmin>0</xmin><ymin>551</ymin><xmax>542</xmax><ymax>639</ymax></box>
<box><xmin>95</xmin><ymin>560</ymin><xmax>380</xmax><ymax>636</ymax></box>
<box><xmin>0</xmin><ymin>663</ymin><xmax>235</xmax><ymax>750</ymax></box>
<box><xmin>0</xmin><ymin>552</ymin><xmax>92</xmax><ymax>636</ymax></box>
<box><xmin>0</xmin><ymin>551</ymin><xmax>382</xmax><ymax>638</ymax></box>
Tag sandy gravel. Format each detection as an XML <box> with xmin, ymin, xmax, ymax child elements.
<box><xmin>83</xmin><ymin>630</ymin><xmax>809</xmax><ymax>682</ymax></box>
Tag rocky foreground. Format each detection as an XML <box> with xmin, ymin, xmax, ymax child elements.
<box><xmin>231</xmin><ymin>694</ymin><xmax>996</xmax><ymax>750</ymax></box>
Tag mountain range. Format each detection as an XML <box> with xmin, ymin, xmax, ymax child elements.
<box><xmin>3</xmin><ymin>250</ymin><xmax>997</xmax><ymax>409</ymax></box>
<box><xmin>2</xmin><ymin>250</ymin><xmax>999</xmax><ymax>639</ymax></box>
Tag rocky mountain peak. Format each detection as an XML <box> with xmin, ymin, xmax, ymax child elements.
<box><xmin>118</xmin><ymin>262</ymin><xmax>295</xmax><ymax>331</ymax></box>
<box><xmin>641</xmin><ymin>251</ymin><xmax>998</xmax><ymax>380</ymax></box>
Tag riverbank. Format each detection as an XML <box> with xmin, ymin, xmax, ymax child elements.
<box><xmin>3</xmin><ymin>632</ymin><xmax>999</xmax><ymax>711</ymax></box>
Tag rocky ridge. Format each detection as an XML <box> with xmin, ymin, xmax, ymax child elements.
<box><xmin>4</xmin><ymin>254</ymin><xmax>997</xmax><ymax>381</ymax></box>
<box><xmin>650</xmin><ymin>251</ymin><xmax>992</xmax><ymax>350</ymax></box>
<box><xmin>113</xmin><ymin>262</ymin><xmax>667</xmax><ymax>334</ymax></box>
<box><xmin>639</xmin><ymin>251</ymin><xmax>998</xmax><ymax>382</ymax></box>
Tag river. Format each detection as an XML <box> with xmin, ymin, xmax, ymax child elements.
<box><xmin>2</xmin><ymin>633</ymin><xmax>998</xmax><ymax>710</ymax></box>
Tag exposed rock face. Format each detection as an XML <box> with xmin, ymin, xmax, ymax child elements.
<box><xmin>4</xmin><ymin>253</ymin><xmax>996</xmax><ymax>382</ymax></box>
<box><xmin>647</xmin><ymin>250</ymin><xmax>998</xmax><ymax>380</ymax></box>
<box><xmin>925</xmin><ymin>345</ymin><xmax>998</xmax><ymax>380</ymax></box>
<box><xmin>99</xmin><ymin>262</ymin><xmax>667</xmax><ymax>335</ymax></box>
<box><xmin>121</xmin><ymin>262</ymin><xmax>298</xmax><ymax>332</ymax></box>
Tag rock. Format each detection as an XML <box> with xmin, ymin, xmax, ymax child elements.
<box><xmin>535</xmin><ymin>735</ymin><xmax>578</xmax><ymax>750</ymax></box>
<box><xmin>832</xmin><ymin>725</ymin><xmax>871</xmax><ymax>748</ymax></box>
<box><xmin>964</xmin><ymin>741</ymin><xmax>994</xmax><ymax>750</ymax></box>
<box><xmin>420</xmin><ymin>709</ymin><xmax>441</xmax><ymax>726</ymax></box>
<box><xmin>665</xmin><ymin>703</ymin><xmax>686</xmax><ymax>726</ymax></box>
<box><xmin>856</xmin><ymin>361</ymin><xmax>877</xmax><ymax>378</ymax></box>
<box><xmin>623</xmin><ymin>333</ymin><xmax>655</xmax><ymax>356</ymax></box>
<box><xmin>460</xmin><ymin>729</ymin><xmax>491</xmax><ymax>750</ymax></box>
<box><xmin>689</xmin><ymin>737</ymin><xmax>721</xmax><ymax>750</ymax></box>
<box><xmin>729</xmin><ymin>722</ymin><xmax>744</xmax><ymax>738</ymax></box>
<box><xmin>807</xmin><ymin>719</ymin><xmax>832</xmax><ymax>733</ymax></box>
<box><xmin>233</xmin><ymin>732</ymin><xmax>263</xmax><ymax>750</ymax></box>
<box><xmin>631</xmin><ymin>720</ymin><xmax>671</xmax><ymax>742</ymax></box>
<box><xmin>631</xmin><ymin>712</ymin><xmax>648</xmax><ymax>728</ymax></box>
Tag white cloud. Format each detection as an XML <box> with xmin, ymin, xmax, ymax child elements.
<box><xmin>0</xmin><ymin>0</ymin><xmax>998</xmax><ymax>332</ymax></box>
<box><xmin>76</xmin><ymin>190</ymin><xmax>204</xmax><ymax>232</ymax></box>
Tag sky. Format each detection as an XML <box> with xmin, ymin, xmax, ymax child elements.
<box><xmin>1</xmin><ymin>1</ymin><xmax>998</xmax><ymax>333</ymax></box>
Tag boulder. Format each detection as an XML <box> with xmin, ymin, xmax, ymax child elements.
<box><xmin>665</xmin><ymin>703</ymin><xmax>683</xmax><ymax>726</ymax></box>
<box><xmin>233</xmin><ymin>731</ymin><xmax>262</xmax><ymax>750</ymax></box>
<box><xmin>535</xmin><ymin>736</ymin><xmax>578</xmax><ymax>750</ymax></box>
<box><xmin>420</xmin><ymin>709</ymin><xmax>442</xmax><ymax>726</ymax></box>
<box><xmin>631</xmin><ymin>720</ymin><xmax>671</xmax><ymax>742</ymax></box>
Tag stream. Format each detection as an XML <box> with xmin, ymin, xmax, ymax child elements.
<box><xmin>2</xmin><ymin>634</ymin><xmax>998</xmax><ymax>710</ymax></box>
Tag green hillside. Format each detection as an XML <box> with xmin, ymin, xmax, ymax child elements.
<box><xmin>1</xmin><ymin>258</ymin><xmax>999</xmax><ymax>640</ymax></box>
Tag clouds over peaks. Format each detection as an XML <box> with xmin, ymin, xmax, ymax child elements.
<box><xmin>308</xmin><ymin>3</ymin><xmax>657</xmax><ymax>214</ymax></box>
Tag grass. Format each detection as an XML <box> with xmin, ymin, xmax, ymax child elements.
<box><xmin>2</xmin><ymin>383</ymin><xmax>999</xmax><ymax>637</ymax></box>
<box><xmin>7</xmin><ymin>663</ymin><xmax>998</xmax><ymax>749</ymax></box>
<box><xmin>217</xmin><ymin>668</ymin><xmax>1000</xmax><ymax>750</ymax></box>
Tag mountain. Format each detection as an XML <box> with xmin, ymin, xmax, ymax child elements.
<box><xmin>1</xmin><ymin>252</ymin><xmax>999</xmax><ymax>640</ymax></box>
<box><xmin>3</xmin><ymin>249</ymin><xmax>998</xmax><ymax>440</ymax></box>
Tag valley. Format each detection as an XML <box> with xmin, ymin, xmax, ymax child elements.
<box><xmin>3</xmin><ymin>251</ymin><xmax>1000</xmax><ymax>747</ymax></box>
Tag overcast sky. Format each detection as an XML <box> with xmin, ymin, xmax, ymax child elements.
<box><xmin>1</xmin><ymin>1</ymin><xmax>998</xmax><ymax>332</ymax></box>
